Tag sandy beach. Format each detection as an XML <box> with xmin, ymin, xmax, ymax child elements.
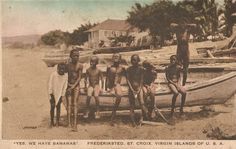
<box><xmin>2</xmin><ymin>44</ymin><xmax>236</xmax><ymax>140</ymax></box>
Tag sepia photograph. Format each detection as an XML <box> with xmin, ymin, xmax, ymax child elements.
<box><xmin>1</xmin><ymin>0</ymin><xmax>236</xmax><ymax>148</ymax></box>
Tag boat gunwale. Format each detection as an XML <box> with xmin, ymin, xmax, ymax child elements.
<box><xmin>79</xmin><ymin>72</ymin><xmax>236</xmax><ymax>97</ymax></box>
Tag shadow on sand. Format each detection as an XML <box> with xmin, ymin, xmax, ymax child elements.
<box><xmin>39</xmin><ymin>107</ymin><xmax>230</xmax><ymax>128</ymax></box>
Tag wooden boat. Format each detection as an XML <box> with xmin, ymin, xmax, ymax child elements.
<box><xmin>42</xmin><ymin>50</ymin><xmax>70</xmax><ymax>67</ymax></box>
<box><xmin>149</xmin><ymin>57</ymin><xmax>236</xmax><ymax>66</ymax></box>
<box><xmin>42</xmin><ymin>49</ymin><xmax>93</xmax><ymax>67</ymax></box>
<box><xmin>93</xmin><ymin>46</ymin><xmax>150</xmax><ymax>54</ymax></box>
<box><xmin>76</xmin><ymin>72</ymin><xmax>236</xmax><ymax>112</ymax></box>
<box><xmin>213</xmin><ymin>48</ymin><xmax>236</xmax><ymax>57</ymax></box>
<box><xmin>196</xmin><ymin>34</ymin><xmax>236</xmax><ymax>58</ymax></box>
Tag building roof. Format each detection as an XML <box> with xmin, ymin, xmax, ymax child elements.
<box><xmin>87</xmin><ymin>19</ymin><xmax>137</xmax><ymax>32</ymax></box>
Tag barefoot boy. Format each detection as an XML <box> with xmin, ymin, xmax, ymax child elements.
<box><xmin>171</xmin><ymin>23</ymin><xmax>196</xmax><ymax>85</ymax></box>
<box><xmin>67</xmin><ymin>48</ymin><xmax>83</xmax><ymax>131</ymax></box>
<box><xmin>84</xmin><ymin>56</ymin><xmax>104</xmax><ymax>119</ymax></box>
<box><xmin>126</xmin><ymin>54</ymin><xmax>148</xmax><ymax>126</ymax></box>
<box><xmin>48</xmin><ymin>63</ymin><xmax>68</xmax><ymax>127</ymax></box>
<box><xmin>105</xmin><ymin>53</ymin><xmax>126</xmax><ymax>125</ymax></box>
<box><xmin>165</xmin><ymin>55</ymin><xmax>187</xmax><ymax>118</ymax></box>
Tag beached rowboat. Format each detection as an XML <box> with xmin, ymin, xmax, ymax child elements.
<box><xmin>76</xmin><ymin>72</ymin><xmax>236</xmax><ymax>112</ymax></box>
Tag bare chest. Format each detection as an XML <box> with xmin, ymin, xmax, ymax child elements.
<box><xmin>109</xmin><ymin>67</ymin><xmax>123</xmax><ymax>75</ymax></box>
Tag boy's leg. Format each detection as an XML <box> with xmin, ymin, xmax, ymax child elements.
<box><xmin>177</xmin><ymin>47</ymin><xmax>189</xmax><ymax>86</ymax></box>
<box><xmin>142</xmin><ymin>86</ymin><xmax>148</xmax><ymax>101</ymax></box>
<box><xmin>149</xmin><ymin>84</ymin><xmax>156</xmax><ymax>119</ymax></box>
<box><xmin>50</xmin><ymin>97</ymin><xmax>56</xmax><ymax>127</ymax></box>
<box><xmin>67</xmin><ymin>94</ymin><xmax>72</xmax><ymax>127</ymax></box>
<box><xmin>138</xmin><ymin>89</ymin><xmax>148</xmax><ymax>121</ymax></box>
<box><xmin>72</xmin><ymin>87</ymin><xmax>80</xmax><ymax>131</ymax></box>
<box><xmin>84</xmin><ymin>86</ymin><xmax>93</xmax><ymax>118</ymax></box>
<box><xmin>94</xmin><ymin>85</ymin><xmax>100</xmax><ymax>119</ymax></box>
<box><xmin>178</xmin><ymin>86</ymin><xmax>187</xmax><ymax>115</ymax></box>
<box><xmin>129</xmin><ymin>90</ymin><xmax>136</xmax><ymax>127</ymax></box>
<box><xmin>62</xmin><ymin>96</ymin><xmax>68</xmax><ymax>111</ymax></box>
<box><xmin>182</xmin><ymin>56</ymin><xmax>189</xmax><ymax>86</ymax></box>
<box><xmin>169</xmin><ymin>84</ymin><xmax>179</xmax><ymax>117</ymax></box>
<box><xmin>111</xmin><ymin>85</ymin><xmax>122</xmax><ymax>124</ymax></box>
<box><xmin>143</xmin><ymin>85</ymin><xmax>155</xmax><ymax>119</ymax></box>
<box><xmin>56</xmin><ymin>97</ymin><xmax>62</xmax><ymax>127</ymax></box>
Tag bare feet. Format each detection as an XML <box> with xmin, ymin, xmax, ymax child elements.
<box><xmin>55</xmin><ymin>122</ymin><xmax>59</xmax><ymax>127</ymax></box>
<box><xmin>71</xmin><ymin>125</ymin><xmax>78</xmax><ymax>132</ymax></box>
<box><xmin>83</xmin><ymin>111</ymin><xmax>89</xmax><ymax>119</ymax></box>
<box><xmin>49</xmin><ymin>122</ymin><xmax>54</xmax><ymax>128</ymax></box>
<box><xmin>179</xmin><ymin>112</ymin><xmax>186</xmax><ymax>119</ymax></box>
<box><xmin>110</xmin><ymin>121</ymin><xmax>116</xmax><ymax>127</ymax></box>
<box><xmin>151</xmin><ymin>110</ymin><xmax>156</xmax><ymax>119</ymax></box>
<box><xmin>130</xmin><ymin>120</ymin><xmax>138</xmax><ymax>128</ymax></box>
<box><xmin>95</xmin><ymin>111</ymin><xmax>100</xmax><ymax>119</ymax></box>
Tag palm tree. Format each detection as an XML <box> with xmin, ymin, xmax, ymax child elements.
<box><xmin>224</xmin><ymin>0</ymin><xmax>235</xmax><ymax>37</ymax></box>
<box><xmin>193</xmin><ymin>0</ymin><xmax>218</xmax><ymax>40</ymax></box>
<box><xmin>127</xmin><ymin>1</ymin><xmax>175</xmax><ymax>47</ymax></box>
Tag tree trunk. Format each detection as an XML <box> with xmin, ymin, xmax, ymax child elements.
<box><xmin>160</xmin><ymin>31</ymin><xmax>165</xmax><ymax>47</ymax></box>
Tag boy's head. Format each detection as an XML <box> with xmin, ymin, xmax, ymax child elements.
<box><xmin>70</xmin><ymin>48</ymin><xmax>81</xmax><ymax>63</ymax></box>
<box><xmin>90</xmin><ymin>56</ymin><xmax>99</xmax><ymax>68</ymax></box>
<box><xmin>131</xmin><ymin>54</ymin><xmax>140</xmax><ymax>66</ymax></box>
<box><xmin>112</xmin><ymin>53</ymin><xmax>121</xmax><ymax>64</ymax></box>
<box><xmin>170</xmin><ymin>55</ymin><xmax>177</xmax><ymax>65</ymax></box>
<box><xmin>57</xmin><ymin>63</ymin><xmax>67</xmax><ymax>75</ymax></box>
<box><xmin>142</xmin><ymin>60</ymin><xmax>153</xmax><ymax>70</ymax></box>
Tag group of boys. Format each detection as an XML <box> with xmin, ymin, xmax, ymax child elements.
<box><xmin>48</xmin><ymin>49</ymin><xmax>187</xmax><ymax>131</ymax></box>
<box><xmin>48</xmin><ymin>23</ymin><xmax>193</xmax><ymax>131</ymax></box>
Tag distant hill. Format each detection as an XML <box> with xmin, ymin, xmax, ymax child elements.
<box><xmin>2</xmin><ymin>34</ymin><xmax>41</xmax><ymax>45</ymax></box>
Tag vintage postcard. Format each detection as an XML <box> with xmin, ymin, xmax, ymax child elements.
<box><xmin>1</xmin><ymin>0</ymin><xmax>236</xmax><ymax>148</ymax></box>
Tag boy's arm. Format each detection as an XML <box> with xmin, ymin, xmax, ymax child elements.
<box><xmin>152</xmin><ymin>70</ymin><xmax>157</xmax><ymax>83</ymax></box>
<box><xmin>170</xmin><ymin>23</ymin><xmax>179</xmax><ymax>32</ymax></box>
<box><xmin>177</xmin><ymin>65</ymin><xmax>183</xmax><ymax>84</ymax></box>
<box><xmin>126</xmin><ymin>72</ymin><xmax>132</xmax><ymax>90</ymax></box>
<box><xmin>48</xmin><ymin>73</ymin><xmax>54</xmax><ymax>99</ymax></box>
<box><xmin>187</xmin><ymin>24</ymin><xmax>196</xmax><ymax>28</ymax></box>
<box><xmin>122</xmin><ymin>67</ymin><xmax>127</xmax><ymax>85</ymax></box>
<box><xmin>61</xmin><ymin>96</ymin><xmax>67</xmax><ymax>110</ymax></box>
<box><xmin>187</xmin><ymin>24</ymin><xmax>197</xmax><ymax>33</ymax></box>
<box><xmin>62</xmin><ymin>75</ymin><xmax>68</xmax><ymax>96</ymax></box>
<box><xmin>105</xmin><ymin>67</ymin><xmax>110</xmax><ymax>91</ymax></box>
<box><xmin>122</xmin><ymin>67</ymin><xmax>126</xmax><ymax>77</ymax></box>
<box><xmin>61</xmin><ymin>78</ymin><xmax>68</xmax><ymax>109</ymax></box>
<box><xmin>140</xmin><ymin>67</ymin><xmax>144</xmax><ymax>87</ymax></box>
<box><xmin>84</xmin><ymin>69</ymin><xmax>88</xmax><ymax>89</ymax></box>
<box><xmin>126</xmin><ymin>68</ymin><xmax>135</xmax><ymax>92</ymax></box>
<box><xmin>99</xmin><ymin>70</ymin><xmax>104</xmax><ymax>90</ymax></box>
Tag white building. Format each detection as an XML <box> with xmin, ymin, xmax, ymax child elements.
<box><xmin>87</xmin><ymin>19</ymin><xmax>138</xmax><ymax>48</ymax></box>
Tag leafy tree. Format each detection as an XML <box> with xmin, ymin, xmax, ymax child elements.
<box><xmin>224</xmin><ymin>0</ymin><xmax>236</xmax><ymax>37</ymax></box>
<box><xmin>40</xmin><ymin>23</ymin><xmax>96</xmax><ymax>46</ymax></box>
<box><xmin>195</xmin><ymin>0</ymin><xmax>218</xmax><ymax>39</ymax></box>
<box><xmin>127</xmin><ymin>1</ymin><xmax>176</xmax><ymax>47</ymax></box>
<box><xmin>176</xmin><ymin>0</ymin><xmax>218</xmax><ymax>40</ymax></box>
<box><xmin>41</xmin><ymin>30</ymin><xmax>67</xmax><ymax>46</ymax></box>
<box><xmin>127</xmin><ymin>0</ymin><xmax>221</xmax><ymax>43</ymax></box>
<box><xmin>127</xmin><ymin>0</ymin><xmax>201</xmax><ymax>46</ymax></box>
<box><xmin>69</xmin><ymin>23</ymin><xmax>97</xmax><ymax>45</ymax></box>
<box><xmin>172</xmin><ymin>0</ymin><xmax>196</xmax><ymax>24</ymax></box>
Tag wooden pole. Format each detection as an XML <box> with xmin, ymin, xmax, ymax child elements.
<box><xmin>206</xmin><ymin>50</ymin><xmax>215</xmax><ymax>58</ymax></box>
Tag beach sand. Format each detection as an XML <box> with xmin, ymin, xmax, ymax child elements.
<box><xmin>2</xmin><ymin>44</ymin><xmax>236</xmax><ymax>139</ymax></box>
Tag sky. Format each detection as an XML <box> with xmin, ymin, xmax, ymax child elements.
<box><xmin>2</xmin><ymin>0</ymin><xmax>224</xmax><ymax>37</ymax></box>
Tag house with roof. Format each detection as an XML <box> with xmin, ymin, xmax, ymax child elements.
<box><xmin>86</xmin><ymin>19</ymin><xmax>139</xmax><ymax>48</ymax></box>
